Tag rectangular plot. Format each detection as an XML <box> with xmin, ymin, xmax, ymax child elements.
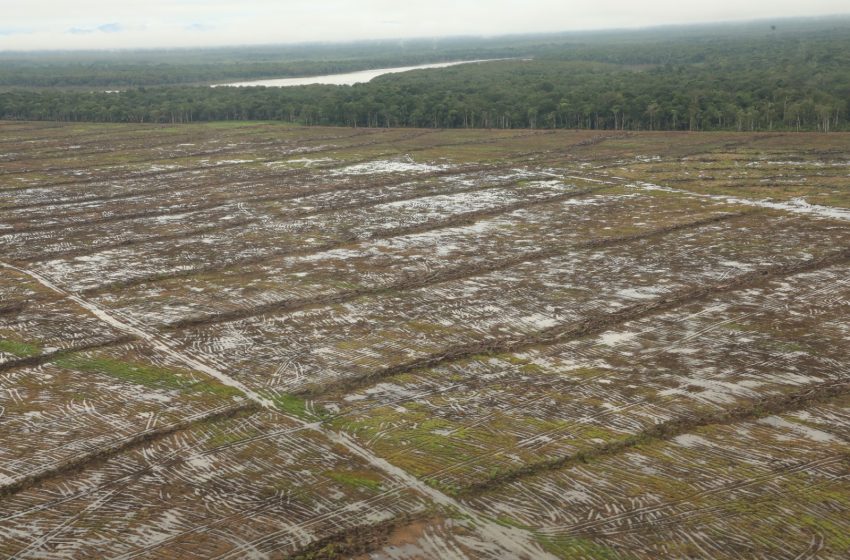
<box><xmin>0</xmin><ymin>409</ymin><xmax>431</xmax><ymax>560</ymax></box>
<box><xmin>0</xmin><ymin>271</ymin><xmax>126</xmax><ymax>362</ymax></box>
<box><xmin>463</xmin><ymin>394</ymin><xmax>850</xmax><ymax>559</ymax></box>
<box><xmin>85</xmin><ymin>189</ymin><xmax>678</xmax><ymax>324</ymax></box>
<box><xmin>318</xmin><ymin>263</ymin><xmax>850</xmax><ymax>489</ymax></box>
<box><xmin>41</xmin><ymin>180</ymin><xmax>584</xmax><ymax>292</ymax></box>
<box><xmin>161</xmin><ymin>212</ymin><xmax>848</xmax><ymax>398</ymax></box>
<box><xmin>0</xmin><ymin>340</ymin><xmax>247</xmax><ymax>489</ymax></box>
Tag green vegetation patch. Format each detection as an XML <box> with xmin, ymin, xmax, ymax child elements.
<box><xmin>56</xmin><ymin>354</ymin><xmax>242</xmax><ymax>398</ymax></box>
<box><xmin>57</xmin><ymin>354</ymin><xmax>186</xmax><ymax>389</ymax></box>
<box><xmin>324</xmin><ymin>470</ymin><xmax>383</xmax><ymax>491</ymax></box>
<box><xmin>0</xmin><ymin>337</ymin><xmax>41</xmax><ymax>358</ymax></box>
<box><xmin>206</xmin><ymin>424</ymin><xmax>262</xmax><ymax>448</ymax></box>
<box><xmin>536</xmin><ymin>533</ymin><xmax>627</xmax><ymax>559</ymax></box>
<box><xmin>270</xmin><ymin>392</ymin><xmax>311</xmax><ymax>418</ymax></box>
<box><xmin>266</xmin><ymin>392</ymin><xmax>327</xmax><ymax>420</ymax></box>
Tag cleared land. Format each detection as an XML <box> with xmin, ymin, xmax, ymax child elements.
<box><xmin>1</xmin><ymin>121</ymin><xmax>849</xmax><ymax>559</ymax></box>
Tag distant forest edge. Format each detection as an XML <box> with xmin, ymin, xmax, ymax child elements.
<box><xmin>2</xmin><ymin>18</ymin><xmax>849</xmax><ymax>131</ymax></box>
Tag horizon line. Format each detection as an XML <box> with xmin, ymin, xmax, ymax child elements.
<box><xmin>1</xmin><ymin>13</ymin><xmax>849</xmax><ymax>55</ymax></box>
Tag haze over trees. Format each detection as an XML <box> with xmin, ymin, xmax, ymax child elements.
<box><xmin>1</xmin><ymin>17</ymin><xmax>848</xmax><ymax>131</ymax></box>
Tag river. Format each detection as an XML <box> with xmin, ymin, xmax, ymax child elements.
<box><xmin>213</xmin><ymin>59</ymin><xmax>500</xmax><ymax>88</ymax></box>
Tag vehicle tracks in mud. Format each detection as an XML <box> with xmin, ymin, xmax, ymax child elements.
<box><xmin>3</xmin><ymin>261</ymin><xmax>556</xmax><ymax>560</ymax></box>
<box><xmin>0</xmin><ymin>402</ymin><xmax>256</xmax><ymax>500</ymax></box>
<box><xmin>82</xmin><ymin>185</ymin><xmax>607</xmax><ymax>296</ymax></box>
<box><xmin>166</xmin><ymin>210</ymin><xmax>751</xmax><ymax>331</ymax></box>
<box><xmin>460</xmin><ymin>378</ymin><xmax>850</xmax><ymax>497</ymax></box>
<box><xmin>299</xmin><ymin>245</ymin><xmax>850</xmax><ymax>398</ymax></box>
<box><xmin>0</xmin><ymin>334</ymin><xmax>137</xmax><ymax>375</ymax></box>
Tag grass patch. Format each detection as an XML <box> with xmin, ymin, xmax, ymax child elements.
<box><xmin>324</xmin><ymin>470</ymin><xmax>383</xmax><ymax>491</ymax></box>
<box><xmin>207</xmin><ymin>426</ymin><xmax>257</xmax><ymax>448</ymax></box>
<box><xmin>0</xmin><ymin>338</ymin><xmax>41</xmax><ymax>358</ymax></box>
<box><xmin>56</xmin><ymin>354</ymin><xmax>242</xmax><ymax>398</ymax></box>
<box><xmin>267</xmin><ymin>392</ymin><xmax>328</xmax><ymax>420</ymax></box>
<box><xmin>271</xmin><ymin>392</ymin><xmax>310</xmax><ymax>418</ymax></box>
<box><xmin>191</xmin><ymin>380</ymin><xmax>244</xmax><ymax>398</ymax></box>
<box><xmin>536</xmin><ymin>534</ymin><xmax>628</xmax><ymax>559</ymax></box>
<box><xmin>490</xmin><ymin>514</ymin><xmax>532</xmax><ymax>530</ymax></box>
<box><xmin>57</xmin><ymin>355</ymin><xmax>186</xmax><ymax>389</ymax></box>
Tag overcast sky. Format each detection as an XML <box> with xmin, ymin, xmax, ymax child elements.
<box><xmin>1</xmin><ymin>0</ymin><xmax>849</xmax><ymax>51</ymax></box>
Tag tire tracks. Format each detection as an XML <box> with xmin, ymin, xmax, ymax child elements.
<box><xmin>22</xmin><ymin>218</ymin><xmax>258</xmax><ymax>264</ymax></box>
<box><xmin>2</xmin><ymin>262</ymin><xmax>556</xmax><ymax>560</ymax></box>
<box><xmin>0</xmin><ymin>402</ymin><xmax>256</xmax><ymax>500</ymax></box>
<box><xmin>0</xmin><ymin>334</ymin><xmax>136</xmax><ymax>375</ymax></box>
<box><xmin>167</xmin><ymin>211</ymin><xmax>750</xmax><ymax>330</ymax></box>
<box><xmin>298</xmin><ymin>246</ymin><xmax>850</xmax><ymax>398</ymax></box>
<box><xmin>460</xmin><ymin>378</ymin><xmax>850</xmax><ymax>497</ymax></box>
<box><xmin>83</xmin><ymin>186</ymin><xmax>607</xmax><ymax>296</ymax></box>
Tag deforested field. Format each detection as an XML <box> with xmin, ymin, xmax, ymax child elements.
<box><xmin>1</xmin><ymin>121</ymin><xmax>849</xmax><ymax>559</ymax></box>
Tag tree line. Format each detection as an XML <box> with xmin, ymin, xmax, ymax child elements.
<box><xmin>2</xmin><ymin>20</ymin><xmax>848</xmax><ymax>132</ymax></box>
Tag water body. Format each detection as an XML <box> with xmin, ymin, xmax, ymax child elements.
<box><xmin>214</xmin><ymin>59</ymin><xmax>501</xmax><ymax>88</ymax></box>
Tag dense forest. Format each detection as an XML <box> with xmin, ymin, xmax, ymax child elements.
<box><xmin>2</xmin><ymin>18</ymin><xmax>849</xmax><ymax>131</ymax></box>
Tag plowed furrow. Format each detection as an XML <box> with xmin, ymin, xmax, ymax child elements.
<box><xmin>4</xmin><ymin>201</ymin><xmax>226</xmax><ymax>236</ymax></box>
<box><xmin>3</xmin><ymin>128</ymin><xmax>426</xmax><ymax>190</ymax></box>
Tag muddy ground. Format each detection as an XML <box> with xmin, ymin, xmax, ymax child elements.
<box><xmin>1</xmin><ymin>122</ymin><xmax>849</xmax><ymax>559</ymax></box>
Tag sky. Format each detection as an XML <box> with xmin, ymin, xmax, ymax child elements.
<box><xmin>1</xmin><ymin>0</ymin><xmax>849</xmax><ymax>51</ymax></box>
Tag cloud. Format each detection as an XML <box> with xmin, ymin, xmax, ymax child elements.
<box><xmin>97</xmin><ymin>23</ymin><xmax>123</xmax><ymax>33</ymax></box>
<box><xmin>0</xmin><ymin>28</ymin><xmax>32</xmax><ymax>36</ymax></box>
<box><xmin>67</xmin><ymin>22</ymin><xmax>123</xmax><ymax>35</ymax></box>
<box><xmin>184</xmin><ymin>22</ymin><xmax>214</xmax><ymax>32</ymax></box>
<box><xmin>4</xmin><ymin>1</ymin><xmax>850</xmax><ymax>50</ymax></box>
